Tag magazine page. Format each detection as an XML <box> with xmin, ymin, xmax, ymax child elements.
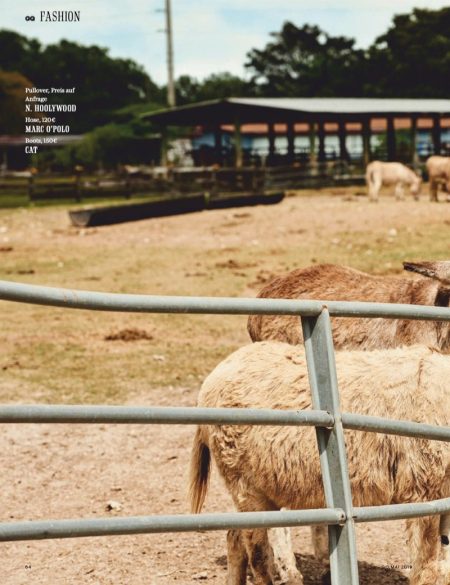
<box><xmin>0</xmin><ymin>1</ymin><xmax>449</xmax><ymax>584</ymax></box>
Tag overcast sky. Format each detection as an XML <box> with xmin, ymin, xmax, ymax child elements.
<box><xmin>5</xmin><ymin>0</ymin><xmax>450</xmax><ymax>84</ymax></box>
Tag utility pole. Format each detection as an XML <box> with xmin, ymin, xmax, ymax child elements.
<box><xmin>165</xmin><ymin>0</ymin><xmax>176</xmax><ymax>107</ymax></box>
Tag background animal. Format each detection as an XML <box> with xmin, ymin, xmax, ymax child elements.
<box><xmin>366</xmin><ymin>161</ymin><xmax>422</xmax><ymax>201</ymax></box>
<box><xmin>247</xmin><ymin>261</ymin><xmax>450</xmax><ymax>351</ymax></box>
<box><xmin>426</xmin><ymin>156</ymin><xmax>450</xmax><ymax>202</ymax></box>
<box><xmin>190</xmin><ymin>342</ymin><xmax>450</xmax><ymax>585</ymax></box>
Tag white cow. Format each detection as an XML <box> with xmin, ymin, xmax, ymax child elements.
<box><xmin>366</xmin><ymin>161</ymin><xmax>422</xmax><ymax>201</ymax></box>
<box><xmin>426</xmin><ymin>156</ymin><xmax>450</xmax><ymax>202</ymax></box>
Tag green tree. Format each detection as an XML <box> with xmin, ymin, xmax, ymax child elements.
<box><xmin>175</xmin><ymin>72</ymin><xmax>255</xmax><ymax>105</ymax></box>
<box><xmin>0</xmin><ymin>30</ymin><xmax>41</xmax><ymax>78</ymax></box>
<box><xmin>0</xmin><ymin>30</ymin><xmax>164</xmax><ymax>132</ymax></box>
<box><xmin>197</xmin><ymin>72</ymin><xmax>253</xmax><ymax>101</ymax></box>
<box><xmin>175</xmin><ymin>75</ymin><xmax>201</xmax><ymax>104</ymax></box>
<box><xmin>365</xmin><ymin>7</ymin><xmax>450</xmax><ymax>97</ymax></box>
<box><xmin>36</xmin><ymin>40</ymin><xmax>162</xmax><ymax>131</ymax></box>
<box><xmin>0</xmin><ymin>71</ymin><xmax>33</xmax><ymax>134</ymax></box>
<box><xmin>245</xmin><ymin>22</ymin><xmax>366</xmax><ymax>96</ymax></box>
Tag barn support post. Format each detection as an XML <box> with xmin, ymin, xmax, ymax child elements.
<box><xmin>362</xmin><ymin>118</ymin><xmax>371</xmax><ymax>167</ymax></box>
<box><xmin>318</xmin><ymin>120</ymin><xmax>326</xmax><ymax>163</ymax></box>
<box><xmin>386</xmin><ymin>117</ymin><xmax>396</xmax><ymax>161</ymax></box>
<box><xmin>410</xmin><ymin>117</ymin><xmax>419</xmax><ymax>166</ymax></box>
<box><xmin>338</xmin><ymin>119</ymin><xmax>349</xmax><ymax>162</ymax></box>
<box><xmin>287</xmin><ymin>122</ymin><xmax>295</xmax><ymax>164</ymax></box>
<box><xmin>160</xmin><ymin>127</ymin><xmax>169</xmax><ymax>166</ymax></box>
<box><xmin>214</xmin><ymin>126</ymin><xmax>222</xmax><ymax>166</ymax></box>
<box><xmin>268</xmin><ymin>123</ymin><xmax>276</xmax><ymax>165</ymax></box>
<box><xmin>432</xmin><ymin>115</ymin><xmax>441</xmax><ymax>155</ymax></box>
<box><xmin>309</xmin><ymin>122</ymin><xmax>317</xmax><ymax>166</ymax></box>
<box><xmin>1</xmin><ymin>147</ymin><xmax>7</xmax><ymax>172</ymax></box>
<box><xmin>234</xmin><ymin>118</ymin><xmax>243</xmax><ymax>168</ymax></box>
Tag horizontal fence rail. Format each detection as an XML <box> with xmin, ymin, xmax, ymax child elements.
<box><xmin>341</xmin><ymin>412</ymin><xmax>450</xmax><ymax>442</ymax></box>
<box><xmin>0</xmin><ymin>509</ymin><xmax>346</xmax><ymax>542</ymax></box>
<box><xmin>1</xmin><ymin>500</ymin><xmax>449</xmax><ymax>543</ymax></box>
<box><xmin>0</xmin><ymin>405</ymin><xmax>334</xmax><ymax>428</ymax></box>
<box><xmin>1</xmin><ymin>279</ymin><xmax>450</xmax><ymax>321</ymax></box>
<box><xmin>354</xmin><ymin>498</ymin><xmax>450</xmax><ymax>522</ymax></box>
<box><xmin>0</xmin><ymin>405</ymin><xmax>448</xmax><ymax>442</ymax></box>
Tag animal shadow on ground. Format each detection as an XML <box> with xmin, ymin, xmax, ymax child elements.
<box><xmin>215</xmin><ymin>553</ymin><xmax>408</xmax><ymax>584</ymax></box>
<box><xmin>297</xmin><ymin>554</ymin><xmax>409</xmax><ymax>585</ymax></box>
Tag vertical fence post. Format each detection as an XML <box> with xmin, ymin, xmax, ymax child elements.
<box><xmin>75</xmin><ymin>170</ymin><xmax>82</xmax><ymax>203</ymax></box>
<box><xmin>28</xmin><ymin>174</ymin><xmax>34</xmax><ymax>201</ymax></box>
<box><xmin>302</xmin><ymin>308</ymin><xmax>359</xmax><ymax>585</ymax></box>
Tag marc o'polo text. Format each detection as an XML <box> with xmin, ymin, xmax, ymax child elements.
<box><xmin>40</xmin><ymin>11</ymin><xmax>80</xmax><ymax>22</ymax></box>
<box><xmin>25</xmin><ymin>125</ymin><xmax>70</xmax><ymax>133</ymax></box>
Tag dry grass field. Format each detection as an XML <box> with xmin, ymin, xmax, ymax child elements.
<box><xmin>0</xmin><ymin>187</ymin><xmax>449</xmax><ymax>584</ymax></box>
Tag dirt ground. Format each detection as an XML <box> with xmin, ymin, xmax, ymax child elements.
<box><xmin>0</xmin><ymin>187</ymin><xmax>449</xmax><ymax>584</ymax></box>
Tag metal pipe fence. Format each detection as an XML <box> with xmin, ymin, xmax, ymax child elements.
<box><xmin>0</xmin><ymin>279</ymin><xmax>449</xmax><ymax>585</ymax></box>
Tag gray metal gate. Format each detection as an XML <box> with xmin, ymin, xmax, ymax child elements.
<box><xmin>0</xmin><ymin>279</ymin><xmax>449</xmax><ymax>584</ymax></box>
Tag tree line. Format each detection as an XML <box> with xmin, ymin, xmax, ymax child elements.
<box><xmin>244</xmin><ymin>8</ymin><xmax>450</xmax><ymax>99</ymax></box>
<box><xmin>166</xmin><ymin>6</ymin><xmax>450</xmax><ymax>104</ymax></box>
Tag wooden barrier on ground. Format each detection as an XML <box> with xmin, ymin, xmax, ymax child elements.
<box><xmin>68</xmin><ymin>191</ymin><xmax>285</xmax><ymax>227</ymax></box>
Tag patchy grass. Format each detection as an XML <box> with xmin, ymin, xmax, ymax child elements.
<box><xmin>0</xmin><ymin>189</ymin><xmax>449</xmax><ymax>404</ymax></box>
<box><xmin>0</xmin><ymin>191</ymin><xmax>168</xmax><ymax>209</ymax></box>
